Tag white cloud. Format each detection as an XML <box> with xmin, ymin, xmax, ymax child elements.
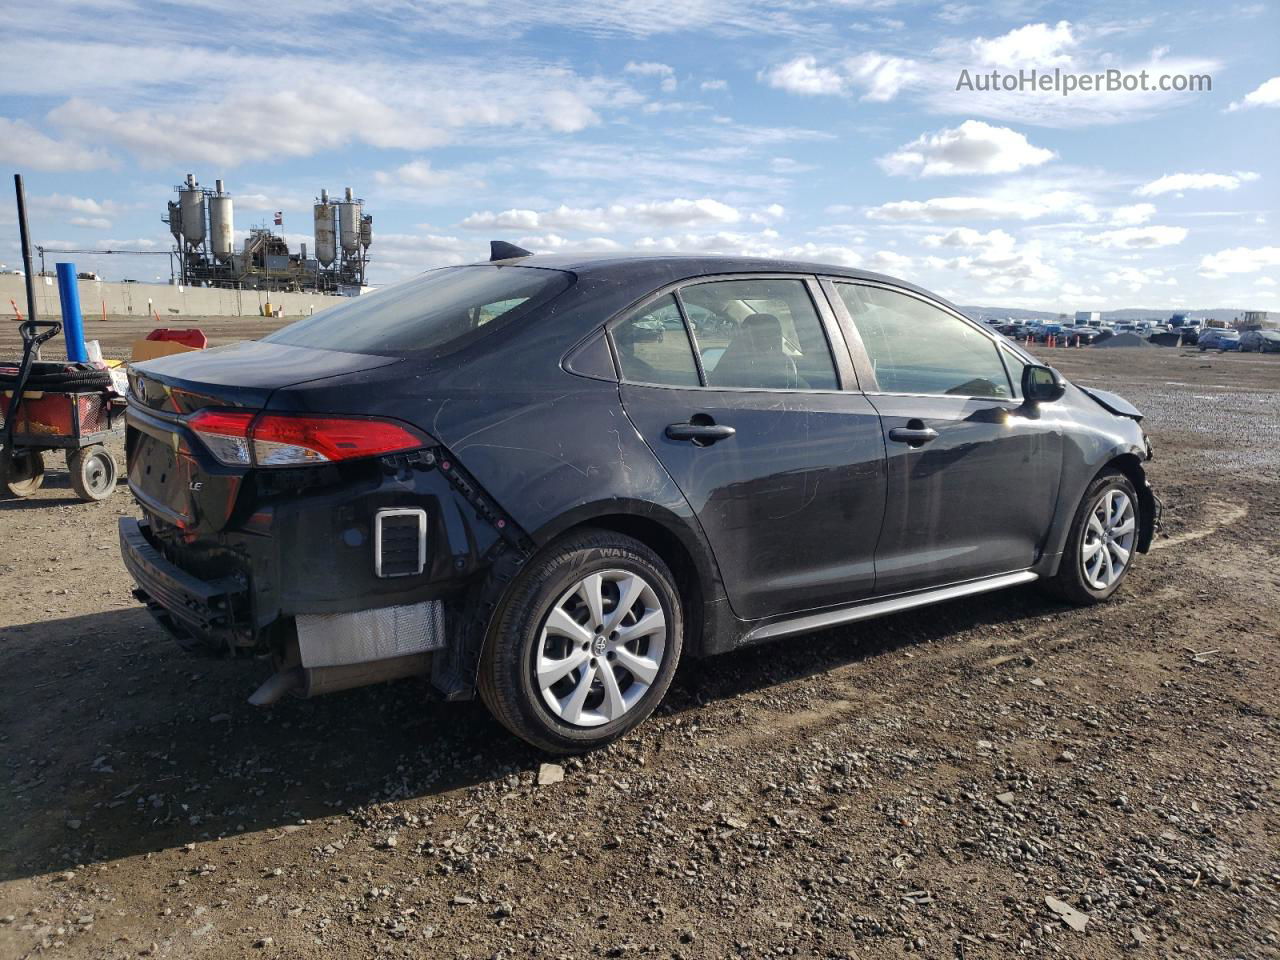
<box><xmin>869</xmin><ymin>250</ymin><xmax>912</xmax><ymax>271</ymax></box>
<box><xmin>1103</xmin><ymin>266</ymin><xmax>1177</xmax><ymax>291</ymax></box>
<box><xmin>373</xmin><ymin>159</ymin><xmax>480</xmax><ymax>190</ymax></box>
<box><xmin>749</xmin><ymin>203</ymin><xmax>786</xmax><ymax>223</ymax></box>
<box><xmin>843</xmin><ymin>53</ymin><xmax>917</xmax><ymax>102</ymax></box>
<box><xmin>1135</xmin><ymin>171</ymin><xmax>1260</xmax><ymax>196</ymax></box>
<box><xmin>632</xmin><ymin>230</ymin><xmax>863</xmax><ymax>267</ymax></box>
<box><xmin>460</xmin><ymin>198</ymin><xmax>747</xmax><ymax>233</ymax></box>
<box><xmin>625</xmin><ymin>61</ymin><xmax>674</xmax><ymax>78</ymax></box>
<box><xmin>1198</xmin><ymin>246</ymin><xmax>1280</xmax><ymax>277</ymax></box>
<box><xmin>515</xmin><ymin>234</ymin><xmax>622</xmax><ymax>252</ymax></box>
<box><xmin>970</xmin><ymin>21</ymin><xmax>1077</xmax><ymax>67</ymax></box>
<box><xmin>1109</xmin><ymin>203</ymin><xmax>1156</xmax><ymax>226</ymax></box>
<box><xmin>1095</xmin><ymin>225</ymin><xmax>1188</xmax><ymax>248</ymax></box>
<box><xmin>918</xmin><ymin>230</ymin><xmax>1059</xmax><ymax>294</ymax></box>
<box><xmin>625</xmin><ymin>60</ymin><xmax>677</xmax><ymax>92</ymax></box>
<box><xmin>1227</xmin><ymin>76</ymin><xmax>1280</xmax><ymax>111</ymax></box>
<box><xmin>69</xmin><ymin>216</ymin><xmax>112</xmax><ymax>229</ymax></box>
<box><xmin>29</xmin><ymin>42</ymin><xmax>632</xmax><ymax>167</ymax></box>
<box><xmin>921</xmin><ymin>227</ymin><xmax>1017</xmax><ymax>250</ymax></box>
<box><xmin>867</xmin><ymin>191</ymin><xmax>1086</xmax><ymax>221</ymax></box>
<box><xmin>37</xmin><ymin>193</ymin><xmax>119</xmax><ymax>216</ymax></box>
<box><xmin>878</xmin><ymin>120</ymin><xmax>1054</xmax><ymax>176</ymax></box>
<box><xmin>760</xmin><ymin>52</ymin><xmax>915</xmax><ymax>100</ymax></box>
<box><xmin>761</xmin><ymin>57</ymin><xmax>846</xmax><ymax>95</ymax></box>
<box><xmin>0</xmin><ymin>116</ymin><xmax>114</xmax><ymax>171</ymax></box>
<box><xmin>700</xmin><ymin>79</ymin><xmax>729</xmax><ymax>91</ymax></box>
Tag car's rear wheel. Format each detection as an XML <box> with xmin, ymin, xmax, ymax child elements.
<box><xmin>478</xmin><ymin>529</ymin><xmax>683</xmax><ymax>753</ymax></box>
<box><xmin>1046</xmin><ymin>470</ymin><xmax>1140</xmax><ymax>605</ymax></box>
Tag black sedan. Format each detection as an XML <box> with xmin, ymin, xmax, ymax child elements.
<box><xmin>1240</xmin><ymin>329</ymin><xmax>1280</xmax><ymax>353</ymax></box>
<box><xmin>120</xmin><ymin>248</ymin><xmax>1160</xmax><ymax>752</ymax></box>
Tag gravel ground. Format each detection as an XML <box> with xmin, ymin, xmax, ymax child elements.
<box><xmin>1</xmin><ymin>340</ymin><xmax>1278</xmax><ymax>959</ymax></box>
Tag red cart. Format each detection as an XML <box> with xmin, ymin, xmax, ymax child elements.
<box><xmin>1</xmin><ymin>320</ymin><xmax>125</xmax><ymax>501</ymax></box>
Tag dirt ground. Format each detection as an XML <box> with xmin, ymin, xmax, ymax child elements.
<box><xmin>1</xmin><ymin>331</ymin><xmax>1278</xmax><ymax>959</ymax></box>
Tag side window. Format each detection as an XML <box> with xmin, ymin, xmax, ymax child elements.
<box><xmin>612</xmin><ymin>295</ymin><xmax>700</xmax><ymax>387</ymax></box>
<box><xmin>679</xmin><ymin>278</ymin><xmax>838</xmax><ymax>390</ymax></box>
<box><xmin>835</xmin><ymin>284</ymin><xmax>1012</xmax><ymax>399</ymax></box>
<box><xmin>1000</xmin><ymin>345</ymin><xmax>1029</xmax><ymax>399</ymax></box>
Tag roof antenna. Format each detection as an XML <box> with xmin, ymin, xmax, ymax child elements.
<box><xmin>490</xmin><ymin>240</ymin><xmax>533</xmax><ymax>261</ymax></box>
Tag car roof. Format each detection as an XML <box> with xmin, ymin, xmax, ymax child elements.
<box><xmin>467</xmin><ymin>252</ymin><xmax>969</xmax><ymax>316</ymax></box>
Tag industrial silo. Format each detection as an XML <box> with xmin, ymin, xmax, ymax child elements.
<box><xmin>338</xmin><ymin>187</ymin><xmax>361</xmax><ymax>256</ymax></box>
<box><xmin>179</xmin><ymin>173</ymin><xmax>205</xmax><ymax>249</ymax></box>
<box><xmin>360</xmin><ymin>213</ymin><xmax>373</xmax><ymax>250</ymax></box>
<box><xmin>166</xmin><ymin>200</ymin><xmax>183</xmax><ymax>245</ymax></box>
<box><xmin>209</xmin><ymin>179</ymin><xmax>234</xmax><ymax>262</ymax></box>
<box><xmin>314</xmin><ymin>189</ymin><xmax>336</xmax><ymax>267</ymax></box>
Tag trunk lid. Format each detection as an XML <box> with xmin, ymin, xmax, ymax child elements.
<box><xmin>128</xmin><ymin>340</ymin><xmax>401</xmax><ymax>414</ymax></box>
<box><xmin>126</xmin><ymin>341</ymin><xmax>402</xmax><ymax>532</ymax></box>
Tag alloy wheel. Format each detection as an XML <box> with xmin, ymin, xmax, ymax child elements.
<box><xmin>1081</xmin><ymin>489</ymin><xmax>1136</xmax><ymax>590</ymax></box>
<box><xmin>534</xmin><ymin>568</ymin><xmax>668</xmax><ymax>727</ymax></box>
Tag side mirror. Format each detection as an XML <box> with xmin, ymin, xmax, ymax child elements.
<box><xmin>1022</xmin><ymin>364</ymin><xmax>1066</xmax><ymax>404</ymax></box>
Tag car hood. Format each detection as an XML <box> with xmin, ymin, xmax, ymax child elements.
<box><xmin>1081</xmin><ymin>386</ymin><xmax>1143</xmax><ymax>422</ymax></box>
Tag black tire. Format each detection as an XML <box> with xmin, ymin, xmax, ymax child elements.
<box><xmin>478</xmin><ymin>528</ymin><xmax>684</xmax><ymax>753</ymax></box>
<box><xmin>1045</xmin><ymin>469</ymin><xmax>1140</xmax><ymax>605</ymax></box>
<box><xmin>68</xmin><ymin>444</ymin><xmax>118</xmax><ymax>501</ymax></box>
<box><xmin>2</xmin><ymin>448</ymin><xmax>45</xmax><ymax>498</ymax></box>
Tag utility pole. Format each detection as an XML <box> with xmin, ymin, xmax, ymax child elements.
<box><xmin>14</xmin><ymin>174</ymin><xmax>39</xmax><ymax>323</ymax></box>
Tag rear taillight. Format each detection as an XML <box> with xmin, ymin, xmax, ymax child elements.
<box><xmin>188</xmin><ymin>410</ymin><xmax>427</xmax><ymax>467</ymax></box>
<box><xmin>188</xmin><ymin>410</ymin><xmax>255</xmax><ymax>465</ymax></box>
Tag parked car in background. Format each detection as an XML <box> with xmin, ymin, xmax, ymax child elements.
<box><xmin>1177</xmin><ymin>325</ymin><xmax>1201</xmax><ymax>345</ymax></box>
<box><xmin>1035</xmin><ymin>322</ymin><xmax>1067</xmax><ymax>342</ymax></box>
<box><xmin>119</xmin><ymin>251</ymin><xmax>1160</xmax><ymax>752</ymax></box>
<box><xmin>1198</xmin><ymin>328</ymin><xmax>1240</xmax><ymax>351</ymax></box>
<box><xmin>1066</xmin><ymin>326</ymin><xmax>1111</xmax><ymax>346</ymax></box>
<box><xmin>1239</xmin><ymin>329</ymin><xmax>1280</xmax><ymax>353</ymax></box>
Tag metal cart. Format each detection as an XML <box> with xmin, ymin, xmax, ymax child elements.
<box><xmin>1</xmin><ymin>320</ymin><xmax>126</xmax><ymax>501</ymax></box>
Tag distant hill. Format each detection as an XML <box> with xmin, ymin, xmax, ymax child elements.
<box><xmin>961</xmin><ymin>306</ymin><xmax>1259</xmax><ymax>322</ymax></box>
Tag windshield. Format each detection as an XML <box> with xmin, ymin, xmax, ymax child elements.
<box><xmin>265</xmin><ymin>265</ymin><xmax>574</xmax><ymax>359</ymax></box>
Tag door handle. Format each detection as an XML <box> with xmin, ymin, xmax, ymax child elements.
<box><xmin>666</xmin><ymin>422</ymin><xmax>736</xmax><ymax>444</ymax></box>
<box><xmin>888</xmin><ymin>426</ymin><xmax>939</xmax><ymax>446</ymax></box>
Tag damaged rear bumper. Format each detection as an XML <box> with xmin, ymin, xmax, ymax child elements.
<box><xmin>119</xmin><ymin>517</ymin><xmax>249</xmax><ymax>651</ymax></box>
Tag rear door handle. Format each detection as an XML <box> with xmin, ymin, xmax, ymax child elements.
<box><xmin>888</xmin><ymin>426</ymin><xmax>939</xmax><ymax>446</ymax></box>
<box><xmin>666</xmin><ymin>422</ymin><xmax>736</xmax><ymax>444</ymax></box>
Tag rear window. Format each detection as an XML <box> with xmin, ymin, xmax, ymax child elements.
<box><xmin>264</xmin><ymin>265</ymin><xmax>573</xmax><ymax>359</ymax></box>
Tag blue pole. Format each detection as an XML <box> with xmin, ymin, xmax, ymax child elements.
<box><xmin>55</xmin><ymin>262</ymin><xmax>88</xmax><ymax>363</ymax></box>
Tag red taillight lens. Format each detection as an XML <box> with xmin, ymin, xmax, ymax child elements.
<box><xmin>187</xmin><ymin>410</ymin><xmax>427</xmax><ymax>467</ymax></box>
<box><xmin>252</xmin><ymin>414</ymin><xmax>426</xmax><ymax>465</ymax></box>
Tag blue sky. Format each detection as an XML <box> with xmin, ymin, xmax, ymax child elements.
<box><xmin>2</xmin><ymin>0</ymin><xmax>1277</xmax><ymax>310</ymax></box>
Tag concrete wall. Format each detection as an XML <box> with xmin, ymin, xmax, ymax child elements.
<box><xmin>1</xmin><ymin>275</ymin><xmax>349</xmax><ymax>320</ymax></box>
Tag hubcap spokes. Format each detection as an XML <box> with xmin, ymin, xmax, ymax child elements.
<box><xmin>536</xmin><ymin>569</ymin><xmax>666</xmax><ymax>728</ymax></box>
<box><xmin>1082</xmin><ymin>489</ymin><xmax>1136</xmax><ymax>590</ymax></box>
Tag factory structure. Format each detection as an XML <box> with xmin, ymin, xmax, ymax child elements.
<box><xmin>164</xmin><ymin>175</ymin><xmax>372</xmax><ymax>294</ymax></box>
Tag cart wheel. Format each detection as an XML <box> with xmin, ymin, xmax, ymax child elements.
<box><xmin>2</xmin><ymin>449</ymin><xmax>45</xmax><ymax>498</ymax></box>
<box><xmin>69</xmin><ymin>444</ymin><xmax>118</xmax><ymax>502</ymax></box>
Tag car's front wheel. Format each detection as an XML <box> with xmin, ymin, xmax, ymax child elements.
<box><xmin>478</xmin><ymin>529</ymin><xmax>683</xmax><ymax>753</ymax></box>
<box><xmin>1046</xmin><ymin>470</ymin><xmax>1140</xmax><ymax>605</ymax></box>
